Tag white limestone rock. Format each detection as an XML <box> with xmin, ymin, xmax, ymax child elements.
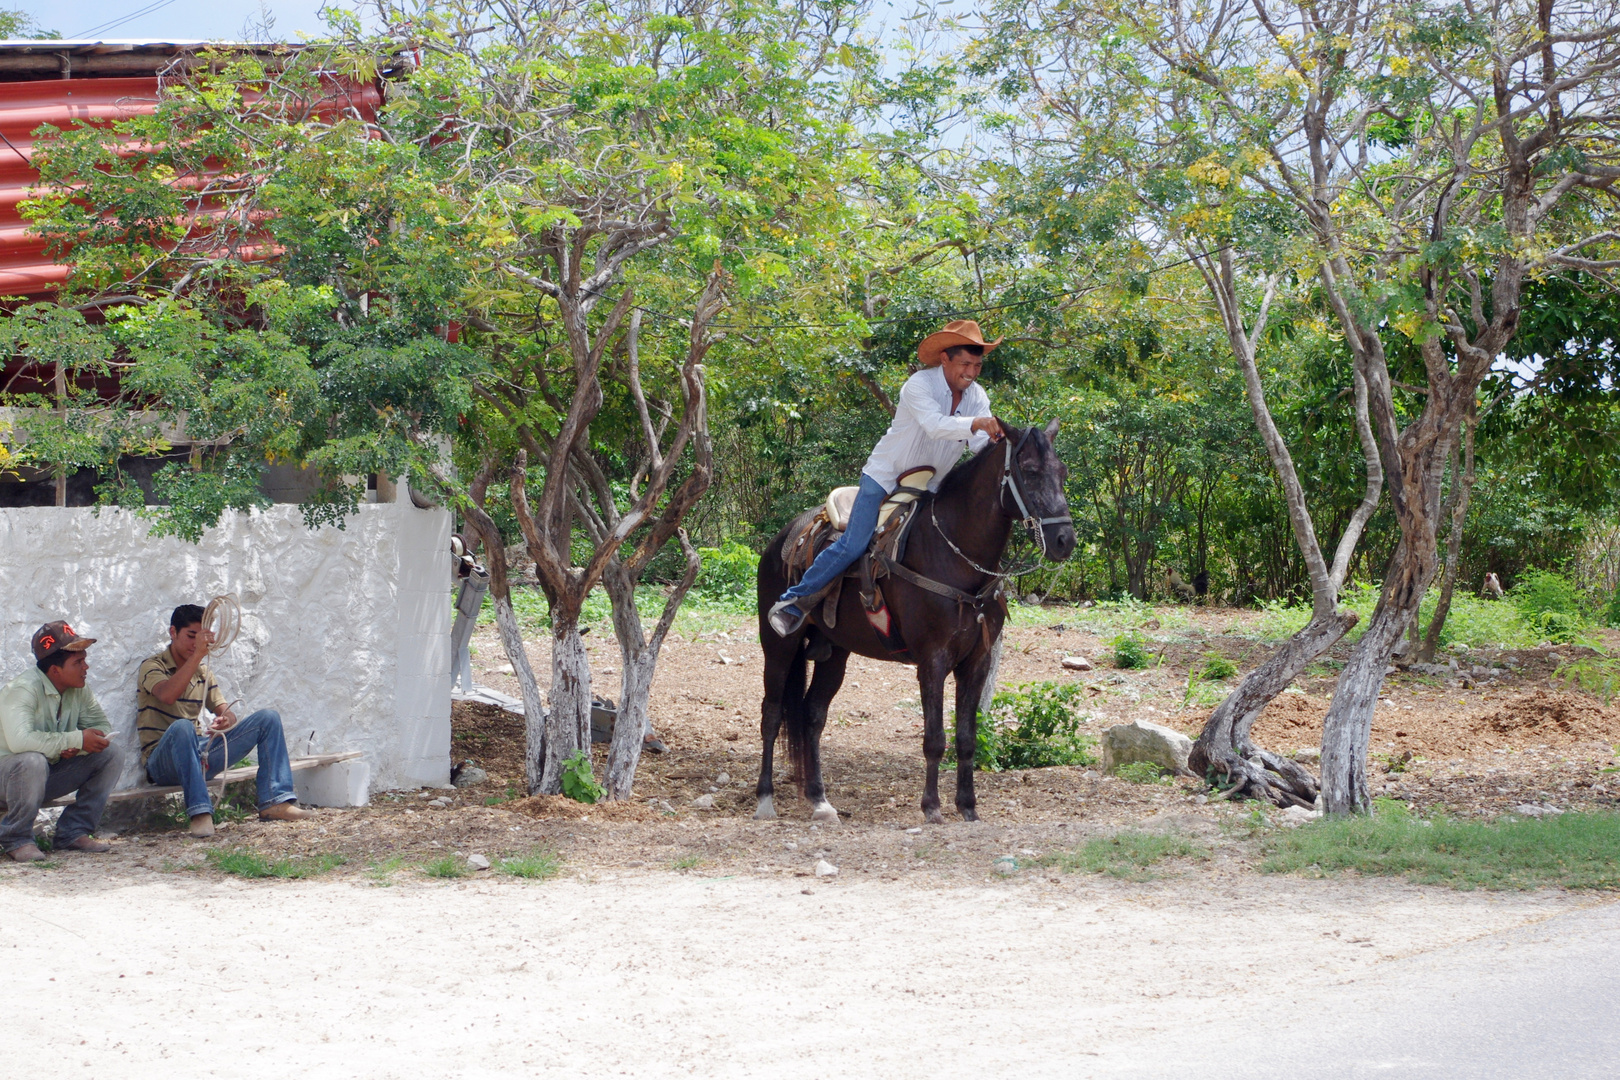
<box><xmin>1100</xmin><ymin>719</ymin><xmax>1193</xmax><ymax>775</ymax></box>
<box><xmin>1061</xmin><ymin>655</ymin><xmax>1093</xmax><ymax>672</ymax></box>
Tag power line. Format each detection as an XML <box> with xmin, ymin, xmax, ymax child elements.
<box><xmin>76</xmin><ymin>0</ymin><xmax>182</xmax><ymax>39</ymax></box>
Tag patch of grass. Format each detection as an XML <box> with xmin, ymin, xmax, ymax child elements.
<box><xmin>495</xmin><ymin>849</ymin><xmax>562</xmax><ymax>880</ymax></box>
<box><xmin>670</xmin><ymin>854</ymin><xmax>703</xmax><ymax>872</ymax></box>
<box><xmin>206</xmin><ymin>848</ymin><xmax>346</xmax><ymax>880</ymax></box>
<box><xmin>1198</xmin><ymin>653</ymin><xmax>1239</xmax><ymax>681</ymax></box>
<box><xmin>1112</xmin><ymin>760</ymin><xmax>1175</xmax><ymax>785</ymax></box>
<box><xmin>1261</xmin><ymin>805</ymin><xmax>1620</xmax><ymax>890</ymax></box>
<box><xmin>1038</xmin><ymin>831</ymin><xmax>1208</xmax><ymax>881</ymax></box>
<box><xmin>421</xmin><ymin>855</ymin><xmax>469</xmax><ymax>879</ymax></box>
<box><xmin>483</xmin><ymin>785</ymin><xmax>520</xmax><ymax>807</ymax></box>
<box><xmin>365</xmin><ymin>856</ymin><xmax>406</xmax><ymax>887</ymax></box>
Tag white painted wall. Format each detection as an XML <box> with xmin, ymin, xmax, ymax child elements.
<box><xmin>0</xmin><ymin>500</ymin><xmax>451</xmax><ymax>791</ymax></box>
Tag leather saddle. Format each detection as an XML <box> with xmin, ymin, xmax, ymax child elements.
<box><xmin>781</xmin><ymin>467</ymin><xmax>933</xmax><ymax>651</ymax></box>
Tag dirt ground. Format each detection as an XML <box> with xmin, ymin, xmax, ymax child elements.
<box><xmin>15</xmin><ymin>602</ymin><xmax>1614</xmax><ymax>888</ymax></box>
<box><xmin>7</xmin><ymin>602</ymin><xmax>1619</xmax><ymax>1078</ymax></box>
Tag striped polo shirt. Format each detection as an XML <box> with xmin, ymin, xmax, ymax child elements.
<box><xmin>136</xmin><ymin>647</ymin><xmax>226</xmax><ymax>764</ymax></box>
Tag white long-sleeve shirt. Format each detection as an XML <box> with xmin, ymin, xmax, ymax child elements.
<box><xmin>862</xmin><ymin>366</ymin><xmax>992</xmax><ymax>493</ymax></box>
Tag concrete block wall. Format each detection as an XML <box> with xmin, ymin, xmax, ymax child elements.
<box><xmin>0</xmin><ymin>499</ymin><xmax>451</xmax><ymax>792</ymax></box>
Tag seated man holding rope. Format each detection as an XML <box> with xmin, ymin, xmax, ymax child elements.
<box><xmin>768</xmin><ymin>319</ymin><xmax>1006</xmax><ymax>636</ymax></box>
<box><xmin>138</xmin><ymin>604</ymin><xmax>311</xmax><ymax>838</ymax></box>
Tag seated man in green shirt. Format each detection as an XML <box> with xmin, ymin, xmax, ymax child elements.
<box><xmin>0</xmin><ymin>622</ymin><xmax>123</xmax><ymax>862</ymax></box>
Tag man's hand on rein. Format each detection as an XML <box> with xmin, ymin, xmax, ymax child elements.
<box><xmin>972</xmin><ymin>416</ymin><xmax>1006</xmax><ymax>441</ymax></box>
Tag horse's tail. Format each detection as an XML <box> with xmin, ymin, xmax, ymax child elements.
<box><xmin>781</xmin><ymin>634</ymin><xmax>812</xmax><ymax>793</ymax></box>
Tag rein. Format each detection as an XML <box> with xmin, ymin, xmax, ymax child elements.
<box><xmin>885</xmin><ymin>428</ymin><xmax>1071</xmax><ymax>627</ymax></box>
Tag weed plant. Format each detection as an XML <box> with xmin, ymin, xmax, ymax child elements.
<box><xmin>1112</xmin><ymin>631</ymin><xmax>1151</xmax><ymax>669</ymax></box>
<box><xmin>365</xmin><ymin>856</ymin><xmax>407</xmax><ymax>886</ymax></box>
<box><xmin>957</xmin><ymin>682</ymin><xmax>1097</xmax><ymax>771</ymax></box>
<box><xmin>1038</xmin><ymin>831</ymin><xmax>1208</xmax><ymax>881</ymax></box>
<box><xmin>207</xmin><ymin>849</ymin><xmax>346</xmax><ymax>880</ymax></box>
<box><xmin>1557</xmin><ymin>656</ymin><xmax>1620</xmax><ymax>704</ymax></box>
<box><xmin>495</xmin><ymin>849</ymin><xmax>562</xmax><ymax>880</ymax></box>
<box><xmin>560</xmin><ymin>751</ymin><xmax>604</xmax><ymax>803</ymax></box>
<box><xmin>421</xmin><ymin>855</ymin><xmax>469</xmax><ymax>879</ymax></box>
<box><xmin>670</xmin><ymin>854</ymin><xmax>703</xmax><ymax>871</ymax></box>
<box><xmin>1261</xmin><ymin>804</ymin><xmax>1620</xmax><ymax>889</ymax></box>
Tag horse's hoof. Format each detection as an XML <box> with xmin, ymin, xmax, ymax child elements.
<box><xmin>924</xmin><ymin>809</ymin><xmax>944</xmax><ymax>825</ymax></box>
<box><xmin>811</xmin><ymin>801</ymin><xmax>840</xmax><ymax>825</ymax></box>
<box><xmin>960</xmin><ymin>808</ymin><xmax>979</xmax><ymax>822</ymax></box>
<box><xmin>753</xmin><ymin>796</ymin><xmax>777</xmax><ymax>821</ymax></box>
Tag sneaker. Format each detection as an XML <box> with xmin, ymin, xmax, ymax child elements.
<box><xmin>7</xmin><ymin>843</ymin><xmax>46</xmax><ymax>863</ymax></box>
<box><xmin>57</xmin><ymin>835</ymin><xmax>111</xmax><ymax>853</ymax></box>
<box><xmin>768</xmin><ymin>600</ymin><xmax>808</xmax><ymax>637</ymax></box>
<box><xmin>258</xmin><ymin>802</ymin><xmax>313</xmax><ymax>822</ymax></box>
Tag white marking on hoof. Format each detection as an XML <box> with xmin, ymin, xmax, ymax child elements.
<box><xmin>811</xmin><ymin>801</ymin><xmax>840</xmax><ymax>824</ymax></box>
<box><xmin>753</xmin><ymin>795</ymin><xmax>777</xmax><ymax>820</ymax></box>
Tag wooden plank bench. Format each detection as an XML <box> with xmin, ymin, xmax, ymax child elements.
<box><xmin>46</xmin><ymin>751</ymin><xmax>366</xmax><ymax>807</ymax></box>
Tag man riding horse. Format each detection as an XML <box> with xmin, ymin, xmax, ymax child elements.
<box><xmin>767</xmin><ymin>320</ymin><xmax>1007</xmax><ymax>637</ymax></box>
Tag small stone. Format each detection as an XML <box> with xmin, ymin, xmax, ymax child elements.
<box><xmin>467</xmin><ymin>854</ymin><xmax>491</xmax><ymax>871</ymax></box>
<box><xmin>783</xmin><ymin>841</ymin><xmax>798</xmax><ymax>850</ymax></box>
<box><xmin>905</xmin><ymin>827</ymin><xmax>923</xmax><ymax>835</ymax></box>
<box><xmin>658</xmin><ymin>800</ymin><xmax>676</xmax><ymax>814</ymax></box>
<box><xmin>815</xmin><ymin>859</ymin><xmax>838</xmax><ymax>877</ymax></box>
<box><xmin>1277</xmin><ymin>805</ymin><xmax>1321</xmax><ymax>827</ymax></box>
<box><xmin>1100</xmin><ymin>720</ymin><xmax>1193</xmax><ymax>775</ymax></box>
<box><xmin>715</xmin><ymin>772</ymin><xmax>731</xmax><ymax>786</ymax></box>
<box><xmin>691</xmin><ymin>794</ymin><xmax>716</xmax><ymax>810</ymax></box>
<box><xmin>1293</xmin><ymin>747</ymin><xmax>1322</xmax><ymax>764</ymax></box>
<box><xmin>493</xmin><ymin>664</ymin><xmax>515</xmax><ymax>676</ymax></box>
<box><xmin>993</xmin><ymin>856</ymin><xmax>1018</xmax><ymax>876</ymax></box>
<box><xmin>1192</xmin><ymin>794</ymin><xmax>1208</xmax><ymax>805</ymax></box>
<box><xmin>1061</xmin><ymin>655</ymin><xmax>1093</xmax><ymax>672</ymax></box>
<box><xmin>718</xmin><ymin>653</ymin><xmax>737</xmax><ymax>665</ymax></box>
<box><xmin>452</xmin><ymin>766</ymin><xmax>488</xmax><ymax>788</ymax></box>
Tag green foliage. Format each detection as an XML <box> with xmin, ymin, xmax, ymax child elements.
<box><xmin>365</xmin><ymin>856</ymin><xmax>407</xmax><ymax>886</ymax></box>
<box><xmin>421</xmin><ymin>856</ymin><xmax>468</xmax><ymax>879</ymax></box>
<box><xmin>206</xmin><ymin>849</ymin><xmax>346</xmax><ymax>880</ymax></box>
<box><xmin>0</xmin><ymin>7</ymin><xmax>57</xmax><ymax>36</ymax></box>
<box><xmin>495</xmin><ymin>849</ymin><xmax>563</xmax><ymax>880</ymax></box>
<box><xmin>696</xmin><ymin>539</ymin><xmax>761</xmax><ymax>602</ymax></box>
<box><xmin>1038</xmin><ymin>831</ymin><xmax>1208</xmax><ymax>881</ymax></box>
<box><xmin>1112</xmin><ymin>631</ymin><xmax>1151</xmax><ymax>669</ymax></box>
<box><xmin>559</xmin><ymin>751</ymin><xmax>605</xmax><ymax>804</ymax></box>
<box><xmin>1512</xmin><ymin>570</ymin><xmax>1589</xmax><ymax>642</ymax></box>
<box><xmin>1198</xmin><ymin>654</ymin><xmax>1238</xmax><ymax>681</ymax></box>
<box><xmin>670</xmin><ymin>854</ymin><xmax>704</xmax><ymax>871</ymax></box>
<box><xmin>1556</xmin><ymin>657</ymin><xmax>1620</xmax><ymax>705</ymax></box>
<box><xmin>966</xmin><ymin>682</ymin><xmax>1097</xmax><ymax>771</ymax></box>
<box><xmin>1112</xmin><ymin>760</ymin><xmax>1174</xmax><ymax>785</ymax></box>
<box><xmin>1262</xmin><ymin>806</ymin><xmax>1620</xmax><ymax>890</ymax></box>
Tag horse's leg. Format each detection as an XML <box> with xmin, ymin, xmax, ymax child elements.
<box><xmin>952</xmin><ymin>645</ymin><xmax>995</xmax><ymax>822</ymax></box>
<box><xmin>801</xmin><ymin>648</ymin><xmax>850</xmax><ymax>824</ymax></box>
<box><xmin>755</xmin><ymin>635</ymin><xmax>805</xmax><ymax>821</ymax></box>
<box><xmin>917</xmin><ymin>654</ymin><xmax>952</xmax><ymax>824</ymax></box>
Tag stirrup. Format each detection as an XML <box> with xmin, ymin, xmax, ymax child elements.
<box><xmin>769</xmin><ymin>599</ymin><xmax>809</xmax><ymax>637</ymax></box>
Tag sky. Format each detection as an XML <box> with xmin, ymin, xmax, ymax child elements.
<box><xmin>15</xmin><ymin>0</ymin><xmax>334</xmax><ymax>42</ymax></box>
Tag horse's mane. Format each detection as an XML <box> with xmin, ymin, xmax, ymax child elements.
<box><xmin>934</xmin><ymin>424</ymin><xmax>1025</xmax><ymax>501</ymax></box>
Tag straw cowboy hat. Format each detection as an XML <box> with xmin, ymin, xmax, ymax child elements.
<box><xmin>916</xmin><ymin>320</ymin><xmax>1003</xmax><ymax>367</ymax></box>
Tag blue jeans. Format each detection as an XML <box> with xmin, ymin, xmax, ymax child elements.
<box><xmin>780</xmin><ymin>473</ymin><xmax>889</xmax><ymax>605</ymax></box>
<box><xmin>145</xmin><ymin>709</ymin><xmax>297</xmax><ymax>819</ymax></box>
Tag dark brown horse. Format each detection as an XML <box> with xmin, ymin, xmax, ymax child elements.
<box><xmin>754</xmin><ymin>420</ymin><xmax>1076</xmax><ymax>824</ymax></box>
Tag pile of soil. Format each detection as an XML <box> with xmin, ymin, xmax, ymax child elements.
<box><xmin>1470</xmin><ymin>691</ymin><xmax>1620</xmax><ymax>749</ymax></box>
<box><xmin>506</xmin><ymin>795</ymin><xmax>661</xmax><ymax>822</ymax></box>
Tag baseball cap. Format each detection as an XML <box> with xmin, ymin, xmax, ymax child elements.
<box><xmin>31</xmin><ymin>621</ymin><xmax>96</xmax><ymax>660</ymax></box>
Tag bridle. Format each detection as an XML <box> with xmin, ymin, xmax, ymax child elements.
<box><xmin>928</xmin><ymin>427</ymin><xmax>1073</xmax><ymax>577</ymax></box>
<box><xmin>997</xmin><ymin>429</ymin><xmax>1073</xmax><ymax>558</ymax></box>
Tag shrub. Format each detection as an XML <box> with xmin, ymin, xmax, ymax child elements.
<box><xmin>560</xmin><ymin>751</ymin><xmax>604</xmax><ymax>804</ymax></box>
<box><xmin>1198</xmin><ymin>653</ymin><xmax>1238</xmax><ymax>681</ymax></box>
<box><xmin>961</xmin><ymin>681</ymin><xmax>1096</xmax><ymax>771</ymax></box>
<box><xmin>696</xmin><ymin>539</ymin><xmax>760</xmax><ymax>602</ymax></box>
<box><xmin>1112</xmin><ymin>631</ymin><xmax>1150</xmax><ymax>669</ymax></box>
<box><xmin>1512</xmin><ymin>569</ymin><xmax>1588</xmax><ymax>642</ymax></box>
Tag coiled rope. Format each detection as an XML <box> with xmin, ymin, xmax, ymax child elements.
<box><xmin>200</xmin><ymin>594</ymin><xmax>242</xmax><ymax>804</ymax></box>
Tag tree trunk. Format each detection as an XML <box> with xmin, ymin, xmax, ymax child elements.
<box><xmin>539</xmin><ymin>607</ymin><xmax>592</xmax><ymax>795</ymax></box>
<box><xmin>1188</xmin><ymin>610</ymin><xmax>1356</xmax><ymax>806</ymax></box>
<box><xmin>460</xmin><ymin>473</ymin><xmax>550</xmax><ymax>794</ymax></box>
<box><xmin>1419</xmin><ymin>412</ymin><xmax>1477</xmax><ymax>661</ymax></box>
<box><xmin>601</xmin><ymin>531</ymin><xmax>702</xmax><ymax>801</ymax></box>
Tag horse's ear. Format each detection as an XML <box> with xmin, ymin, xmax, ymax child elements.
<box><xmin>1044</xmin><ymin>418</ymin><xmax>1060</xmax><ymax>439</ymax></box>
